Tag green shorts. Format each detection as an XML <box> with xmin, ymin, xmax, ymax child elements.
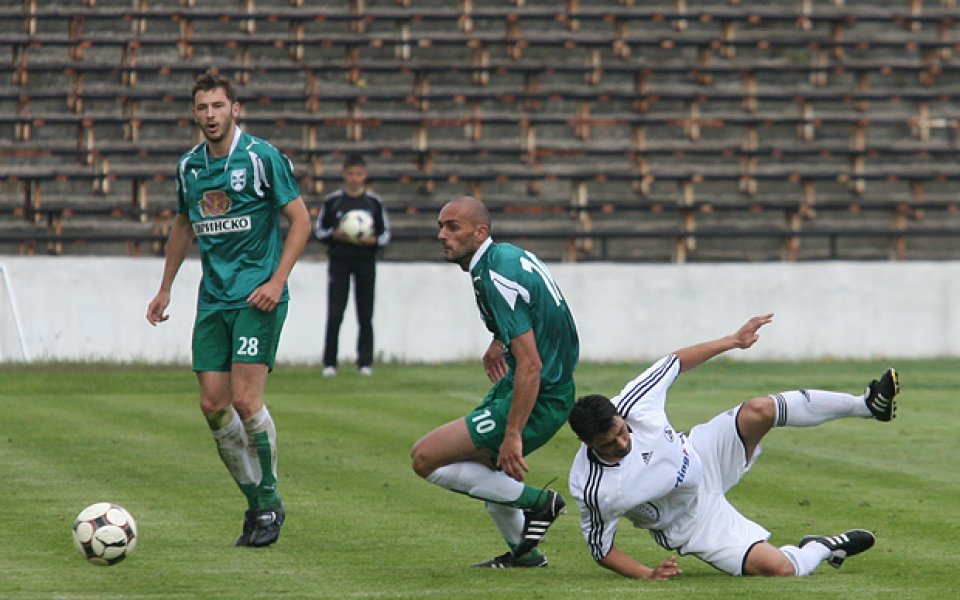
<box><xmin>465</xmin><ymin>377</ymin><xmax>576</xmax><ymax>459</ymax></box>
<box><xmin>192</xmin><ymin>302</ymin><xmax>288</xmax><ymax>372</ymax></box>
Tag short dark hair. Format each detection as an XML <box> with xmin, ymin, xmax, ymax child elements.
<box><xmin>191</xmin><ymin>72</ymin><xmax>237</xmax><ymax>104</ymax></box>
<box><xmin>342</xmin><ymin>153</ymin><xmax>366</xmax><ymax>169</ymax></box>
<box><xmin>568</xmin><ymin>394</ymin><xmax>618</xmax><ymax>443</ymax></box>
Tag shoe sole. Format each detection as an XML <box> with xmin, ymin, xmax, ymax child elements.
<box><xmin>883</xmin><ymin>369</ymin><xmax>901</xmax><ymax>399</ymax></box>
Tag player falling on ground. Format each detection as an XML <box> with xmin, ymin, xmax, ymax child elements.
<box><xmin>568</xmin><ymin>313</ymin><xmax>899</xmax><ymax>579</ymax></box>
<box><xmin>146</xmin><ymin>72</ymin><xmax>311</xmax><ymax>547</ymax></box>
<box><xmin>411</xmin><ymin>196</ymin><xmax>579</xmax><ymax>567</ymax></box>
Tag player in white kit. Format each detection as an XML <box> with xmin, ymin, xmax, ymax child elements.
<box><xmin>567</xmin><ymin>313</ymin><xmax>899</xmax><ymax>579</ymax></box>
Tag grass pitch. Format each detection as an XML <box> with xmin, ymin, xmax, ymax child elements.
<box><xmin>0</xmin><ymin>360</ymin><xmax>957</xmax><ymax>599</ymax></box>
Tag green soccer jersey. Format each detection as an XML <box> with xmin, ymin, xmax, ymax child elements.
<box><xmin>176</xmin><ymin>127</ymin><xmax>301</xmax><ymax>309</ymax></box>
<box><xmin>470</xmin><ymin>238</ymin><xmax>579</xmax><ymax>386</ymax></box>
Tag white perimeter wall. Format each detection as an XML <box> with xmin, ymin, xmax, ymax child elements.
<box><xmin>2</xmin><ymin>256</ymin><xmax>959</xmax><ymax>363</ymax></box>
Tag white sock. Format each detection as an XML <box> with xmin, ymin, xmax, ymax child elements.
<box><xmin>771</xmin><ymin>389</ymin><xmax>871</xmax><ymax>427</ymax></box>
<box><xmin>779</xmin><ymin>543</ymin><xmax>830</xmax><ymax>576</ymax></box>
<box><xmin>485</xmin><ymin>502</ymin><xmax>524</xmax><ymax>548</ymax></box>
<box><xmin>425</xmin><ymin>461</ymin><xmax>525</xmax><ymax>504</ymax></box>
<box><xmin>211</xmin><ymin>408</ymin><xmax>257</xmax><ymax>486</ymax></box>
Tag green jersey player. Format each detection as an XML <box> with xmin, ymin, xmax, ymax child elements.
<box><xmin>146</xmin><ymin>72</ymin><xmax>311</xmax><ymax>548</ymax></box>
<box><xmin>412</xmin><ymin>196</ymin><xmax>580</xmax><ymax>568</ymax></box>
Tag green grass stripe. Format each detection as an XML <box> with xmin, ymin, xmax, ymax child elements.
<box><xmin>0</xmin><ymin>361</ymin><xmax>956</xmax><ymax>599</ymax></box>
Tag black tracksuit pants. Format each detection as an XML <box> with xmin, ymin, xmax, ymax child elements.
<box><xmin>323</xmin><ymin>255</ymin><xmax>376</xmax><ymax>369</ymax></box>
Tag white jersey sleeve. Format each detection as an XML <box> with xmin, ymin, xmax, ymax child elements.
<box><xmin>569</xmin><ymin>449</ymin><xmax>622</xmax><ymax>561</ymax></box>
<box><xmin>612</xmin><ymin>354</ymin><xmax>680</xmax><ymax>424</ymax></box>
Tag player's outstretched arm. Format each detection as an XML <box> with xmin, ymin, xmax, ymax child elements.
<box><xmin>674</xmin><ymin>313</ymin><xmax>774</xmax><ymax>373</ymax></box>
<box><xmin>598</xmin><ymin>545</ymin><xmax>682</xmax><ymax>580</ymax></box>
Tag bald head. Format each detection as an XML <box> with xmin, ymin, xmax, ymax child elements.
<box><xmin>437</xmin><ymin>196</ymin><xmax>492</xmax><ymax>270</ymax></box>
<box><xmin>444</xmin><ymin>196</ymin><xmax>490</xmax><ymax>228</ymax></box>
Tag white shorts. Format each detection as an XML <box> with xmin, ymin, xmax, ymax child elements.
<box><xmin>679</xmin><ymin>406</ymin><xmax>770</xmax><ymax>575</ymax></box>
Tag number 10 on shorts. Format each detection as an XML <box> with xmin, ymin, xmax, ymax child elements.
<box><xmin>471</xmin><ymin>409</ymin><xmax>496</xmax><ymax>434</ymax></box>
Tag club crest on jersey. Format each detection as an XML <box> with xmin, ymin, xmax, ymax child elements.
<box><xmin>200</xmin><ymin>190</ymin><xmax>231</xmax><ymax>217</ymax></box>
<box><xmin>230</xmin><ymin>168</ymin><xmax>246</xmax><ymax>191</ymax></box>
<box><xmin>663</xmin><ymin>427</ymin><xmax>674</xmax><ymax>443</ymax></box>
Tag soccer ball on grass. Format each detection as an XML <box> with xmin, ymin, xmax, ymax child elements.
<box><xmin>72</xmin><ymin>502</ymin><xmax>138</xmax><ymax>566</ymax></box>
<box><xmin>339</xmin><ymin>209</ymin><xmax>374</xmax><ymax>242</ymax></box>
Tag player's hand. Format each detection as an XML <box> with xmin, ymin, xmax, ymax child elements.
<box><xmin>247</xmin><ymin>280</ymin><xmax>283</xmax><ymax>312</ymax></box>
<box><xmin>483</xmin><ymin>342</ymin><xmax>508</xmax><ymax>383</ymax></box>
<box><xmin>497</xmin><ymin>433</ymin><xmax>528</xmax><ymax>482</ymax></box>
<box><xmin>731</xmin><ymin>313</ymin><xmax>774</xmax><ymax>349</ymax></box>
<box><xmin>648</xmin><ymin>556</ymin><xmax>682</xmax><ymax>580</ymax></box>
<box><xmin>146</xmin><ymin>291</ymin><xmax>170</xmax><ymax>326</ymax></box>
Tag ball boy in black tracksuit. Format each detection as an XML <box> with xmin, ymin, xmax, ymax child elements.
<box><xmin>314</xmin><ymin>154</ymin><xmax>391</xmax><ymax>376</ymax></box>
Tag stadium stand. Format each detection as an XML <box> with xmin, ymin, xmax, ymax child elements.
<box><xmin>1</xmin><ymin>0</ymin><xmax>959</xmax><ymax>261</ymax></box>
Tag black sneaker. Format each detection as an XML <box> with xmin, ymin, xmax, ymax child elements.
<box><xmin>472</xmin><ymin>551</ymin><xmax>548</xmax><ymax>568</ymax></box>
<box><xmin>865</xmin><ymin>368</ymin><xmax>899</xmax><ymax>422</ymax></box>
<box><xmin>234</xmin><ymin>510</ymin><xmax>256</xmax><ymax>547</ymax></box>
<box><xmin>514</xmin><ymin>490</ymin><xmax>566</xmax><ymax>558</ymax></box>
<box><xmin>247</xmin><ymin>504</ymin><xmax>285</xmax><ymax>547</ymax></box>
<box><xmin>800</xmin><ymin>529</ymin><xmax>876</xmax><ymax>568</ymax></box>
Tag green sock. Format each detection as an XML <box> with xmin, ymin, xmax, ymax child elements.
<box><xmin>251</xmin><ymin>430</ymin><xmax>281</xmax><ymax>510</ymax></box>
<box><xmin>513</xmin><ymin>485</ymin><xmax>548</xmax><ymax>510</ymax></box>
<box><xmin>239</xmin><ymin>483</ymin><xmax>258</xmax><ymax>511</ymax></box>
<box><xmin>512</xmin><ymin>546</ymin><xmax>545</xmax><ymax>563</ymax></box>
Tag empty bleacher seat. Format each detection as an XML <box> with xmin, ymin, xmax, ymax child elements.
<box><xmin>2</xmin><ymin>1</ymin><xmax>960</xmax><ymax>260</ymax></box>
